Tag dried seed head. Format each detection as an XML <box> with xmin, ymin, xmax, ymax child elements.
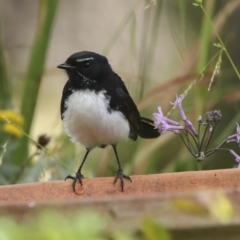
<box><xmin>37</xmin><ymin>134</ymin><xmax>51</xmax><ymax>149</ymax></box>
<box><xmin>206</xmin><ymin>110</ymin><xmax>222</xmax><ymax>123</ymax></box>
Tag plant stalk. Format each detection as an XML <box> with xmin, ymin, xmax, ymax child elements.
<box><xmin>197</xmin><ymin>160</ymin><xmax>202</xmax><ymax>171</ymax></box>
<box><xmin>0</xmin><ymin>18</ymin><xmax>11</xmax><ymax>108</ymax></box>
<box><xmin>13</xmin><ymin>0</ymin><xmax>59</xmax><ymax>164</ymax></box>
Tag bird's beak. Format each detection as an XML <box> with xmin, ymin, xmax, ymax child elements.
<box><xmin>57</xmin><ymin>63</ymin><xmax>75</xmax><ymax>70</ymax></box>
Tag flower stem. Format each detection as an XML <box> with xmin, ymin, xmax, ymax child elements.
<box><xmin>197</xmin><ymin>160</ymin><xmax>203</xmax><ymax>171</ymax></box>
<box><xmin>199</xmin><ymin>123</ymin><xmax>210</xmax><ymax>152</ymax></box>
<box><xmin>203</xmin><ymin>124</ymin><xmax>216</xmax><ymax>151</ymax></box>
<box><xmin>179</xmin><ymin>134</ymin><xmax>197</xmax><ymax>158</ymax></box>
<box><xmin>200</xmin><ymin>4</ymin><xmax>240</xmax><ymax>80</ymax></box>
<box><xmin>197</xmin><ymin>0</ymin><xmax>215</xmax><ymax>72</ymax></box>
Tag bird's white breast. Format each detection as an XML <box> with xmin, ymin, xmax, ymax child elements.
<box><xmin>62</xmin><ymin>90</ymin><xmax>130</xmax><ymax>149</ymax></box>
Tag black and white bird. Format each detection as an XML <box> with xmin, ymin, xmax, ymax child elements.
<box><xmin>57</xmin><ymin>51</ymin><xmax>160</xmax><ymax>192</ymax></box>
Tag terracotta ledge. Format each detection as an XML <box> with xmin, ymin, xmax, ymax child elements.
<box><xmin>0</xmin><ymin>168</ymin><xmax>240</xmax><ymax>204</ymax></box>
<box><xmin>1</xmin><ymin>169</ymin><xmax>240</xmax><ymax>239</ymax></box>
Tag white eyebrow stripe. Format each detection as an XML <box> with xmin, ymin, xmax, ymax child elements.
<box><xmin>76</xmin><ymin>57</ymin><xmax>94</xmax><ymax>62</ymax></box>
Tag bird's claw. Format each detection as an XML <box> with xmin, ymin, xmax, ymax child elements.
<box><xmin>65</xmin><ymin>172</ymin><xmax>84</xmax><ymax>192</ymax></box>
<box><xmin>113</xmin><ymin>168</ymin><xmax>132</xmax><ymax>191</ymax></box>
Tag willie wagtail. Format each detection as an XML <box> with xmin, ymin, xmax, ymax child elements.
<box><xmin>57</xmin><ymin>51</ymin><xmax>160</xmax><ymax>192</ymax></box>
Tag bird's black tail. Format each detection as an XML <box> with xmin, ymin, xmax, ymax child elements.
<box><xmin>139</xmin><ymin>117</ymin><xmax>160</xmax><ymax>139</ymax></box>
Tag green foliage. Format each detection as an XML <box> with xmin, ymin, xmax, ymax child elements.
<box><xmin>0</xmin><ymin>209</ymin><xmax>170</xmax><ymax>240</ymax></box>
<box><xmin>142</xmin><ymin>219</ymin><xmax>171</xmax><ymax>240</ymax></box>
<box><xmin>0</xmin><ymin>210</ymin><xmax>107</xmax><ymax>240</ymax></box>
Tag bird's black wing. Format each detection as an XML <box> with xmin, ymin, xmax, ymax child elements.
<box><xmin>116</xmin><ymin>86</ymin><xmax>142</xmax><ymax>140</ymax></box>
<box><xmin>107</xmin><ymin>77</ymin><xmax>141</xmax><ymax>141</ymax></box>
<box><xmin>107</xmin><ymin>74</ymin><xmax>160</xmax><ymax>140</ymax></box>
<box><xmin>60</xmin><ymin>80</ymin><xmax>73</xmax><ymax>120</ymax></box>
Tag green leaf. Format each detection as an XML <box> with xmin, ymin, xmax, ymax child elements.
<box><xmin>171</xmin><ymin>198</ymin><xmax>208</xmax><ymax>216</ymax></box>
<box><xmin>142</xmin><ymin>219</ymin><xmax>171</xmax><ymax>240</ymax></box>
<box><xmin>0</xmin><ymin>18</ymin><xmax>11</xmax><ymax>108</ymax></box>
<box><xmin>13</xmin><ymin>0</ymin><xmax>59</xmax><ymax>165</ymax></box>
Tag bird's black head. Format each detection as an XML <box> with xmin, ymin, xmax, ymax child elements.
<box><xmin>57</xmin><ymin>51</ymin><xmax>112</xmax><ymax>88</ymax></box>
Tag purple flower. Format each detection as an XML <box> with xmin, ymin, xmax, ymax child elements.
<box><xmin>185</xmin><ymin>120</ymin><xmax>198</xmax><ymax>136</ymax></box>
<box><xmin>229</xmin><ymin>150</ymin><xmax>240</xmax><ymax>168</ymax></box>
<box><xmin>171</xmin><ymin>94</ymin><xmax>198</xmax><ymax>136</ymax></box>
<box><xmin>227</xmin><ymin>123</ymin><xmax>240</xmax><ymax>146</ymax></box>
<box><xmin>171</xmin><ymin>94</ymin><xmax>187</xmax><ymax>121</ymax></box>
<box><xmin>153</xmin><ymin>107</ymin><xmax>184</xmax><ymax>135</ymax></box>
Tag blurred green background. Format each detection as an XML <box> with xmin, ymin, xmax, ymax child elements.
<box><xmin>0</xmin><ymin>0</ymin><xmax>240</xmax><ymax>185</ymax></box>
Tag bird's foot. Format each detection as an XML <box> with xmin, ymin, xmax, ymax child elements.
<box><xmin>65</xmin><ymin>172</ymin><xmax>84</xmax><ymax>192</ymax></box>
<box><xmin>113</xmin><ymin>168</ymin><xmax>132</xmax><ymax>191</ymax></box>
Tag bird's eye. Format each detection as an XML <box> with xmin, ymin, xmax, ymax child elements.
<box><xmin>83</xmin><ymin>61</ymin><xmax>91</xmax><ymax>69</ymax></box>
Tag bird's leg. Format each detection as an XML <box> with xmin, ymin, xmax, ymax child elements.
<box><xmin>112</xmin><ymin>145</ymin><xmax>132</xmax><ymax>191</ymax></box>
<box><xmin>65</xmin><ymin>149</ymin><xmax>90</xmax><ymax>192</ymax></box>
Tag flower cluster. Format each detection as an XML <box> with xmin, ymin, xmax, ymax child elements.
<box><xmin>153</xmin><ymin>107</ymin><xmax>184</xmax><ymax>135</ymax></box>
<box><xmin>154</xmin><ymin>94</ymin><xmax>198</xmax><ymax>138</ymax></box>
<box><xmin>153</xmin><ymin>94</ymin><xmax>240</xmax><ymax>169</ymax></box>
